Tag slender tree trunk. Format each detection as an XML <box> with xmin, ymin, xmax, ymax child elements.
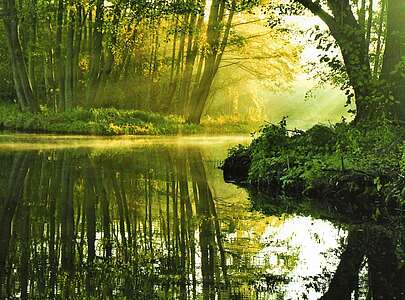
<box><xmin>96</xmin><ymin>3</ymin><xmax>120</xmax><ymax>102</ymax></box>
<box><xmin>167</xmin><ymin>15</ymin><xmax>189</xmax><ymax>112</ymax></box>
<box><xmin>86</xmin><ymin>0</ymin><xmax>103</xmax><ymax>107</ymax></box>
<box><xmin>181</xmin><ymin>0</ymin><xmax>206</xmax><ymax>115</ymax></box>
<box><xmin>72</xmin><ymin>3</ymin><xmax>84</xmax><ymax>102</ymax></box>
<box><xmin>365</xmin><ymin>0</ymin><xmax>373</xmax><ymax>61</ymax></box>
<box><xmin>188</xmin><ymin>1</ymin><xmax>235</xmax><ymax>124</ymax></box>
<box><xmin>27</xmin><ymin>0</ymin><xmax>38</xmax><ymax>100</ymax></box>
<box><xmin>373</xmin><ymin>0</ymin><xmax>386</xmax><ymax>78</ymax></box>
<box><xmin>55</xmin><ymin>0</ymin><xmax>65</xmax><ymax>111</ymax></box>
<box><xmin>64</xmin><ymin>6</ymin><xmax>75</xmax><ymax>110</ymax></box>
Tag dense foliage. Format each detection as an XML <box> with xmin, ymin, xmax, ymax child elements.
<box><xmin>225</xmin><ymin>118</ymin><xmax>405</xmax><ymax>218</ymax></box>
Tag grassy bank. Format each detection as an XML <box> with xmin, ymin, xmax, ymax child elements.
<box><xmin>222</xmin><ymin>118</ymin><xmax>405</xmax><ymax>220</ymax></box>
<box><xmin>0</xmin><ymin>104</ymin><xmax>256</xmax><ymax>135</ymax></box>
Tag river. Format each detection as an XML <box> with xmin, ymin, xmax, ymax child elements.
<box><xmin>0</xmin><ymin>134</ymin><xmax>360</xmax><ymax>299</ymax></box>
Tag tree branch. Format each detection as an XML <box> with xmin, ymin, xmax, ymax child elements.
<box><xmin>232</xmin><ymin>18</ymin><xmax>262</xmax><ymax>27</ymax></box>
<box><xmin>295</xmin><ymin>0</ymin><xmax>336</xmax><ymax>29</ymax></box>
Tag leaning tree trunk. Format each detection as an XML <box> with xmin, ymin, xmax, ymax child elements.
<box><xmin>2</xmin><ymin>0</ymin><xmax>38</xmax><ymax>112</ymax></box>
<box><xmin>187</xmin><ymin>0</ymin><xmax>235</xmax><ymax>124</ymax></box>
<box><xmin>296</xmin><ymin>0</ymin><xmax>380</xmax><ymax>123</ymax></box>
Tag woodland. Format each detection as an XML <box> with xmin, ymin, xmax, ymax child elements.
<box><xmin>2</xmin><ymin>0</ymin><xmax>405</xmax><ymax>299</ymax></box>
<box><xmin>0</xmin><ymin>0</ymin><xmax>301</xmax><ymax>134</ymax></box>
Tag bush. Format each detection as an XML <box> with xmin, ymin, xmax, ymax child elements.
<box><xmin>227</xmin><ymin>117</ymin><xmax>405</xmax><ymax>204</ymax></box>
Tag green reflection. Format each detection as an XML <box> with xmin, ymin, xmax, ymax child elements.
<box><xmin>0</xmin><ymin>144</ymin><xmax>281</xmax><ymax>299</ymax></box>
<box><xmin>1</xmin><ymin>139</ymin><xmax>401</xmax><ymax>299</ymax></box>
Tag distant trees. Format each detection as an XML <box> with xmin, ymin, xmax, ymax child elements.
<box><xmin>0</xmin><ymin>26</ymin><xmax>14</xmax><ymax>102</ymax></box>
<box><xmin>0</xmin><ymin>0</ymin><xmax>300</xmax><ymax>124</ymax></box>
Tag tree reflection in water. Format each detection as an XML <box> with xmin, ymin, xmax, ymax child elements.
<box><xmin>319</xmin><ymin>225</ymin><xmax>405</xmax><ymax>300</ymax></box>
<box><xmin>0</xmin><ymin>144</ymin><xmax>403</xmax><ymax>299</ymax></box>
<box><xmin>0</xmin><ymin>147</ymin><xmax>270</xmax><ymax>299</ymax></box>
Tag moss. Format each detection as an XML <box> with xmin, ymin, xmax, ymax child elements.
<box><xmin>0</xmin><ymin>103</ymin><xmax>257</xmax><ymax>136</ymax></box>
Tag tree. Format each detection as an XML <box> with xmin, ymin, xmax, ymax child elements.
<box><xmin>1</xmin><ymin>0</ymin><xmax>38</xmax><ymax>112</ymax></box>
<box><xmin>291</xmin><ymin>0</ymin><xmax>405</xmax><ymax>123</ymax></box>
<box><xmin>294</xmin><ymin>0</ymin><xmax>374</xmax><ymax>121</ymax></box>
<box><xmin>0</xmin><ymin>0</ymin><xmax>297</xmax><ymax>124</ymax></box>
<box><xmin>380</xmin><ymin>0</ymin><xmax>405</xmax><ymax>122</ymax></box>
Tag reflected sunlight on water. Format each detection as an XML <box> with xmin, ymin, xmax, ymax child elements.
<box><xmin>0</xmin><ymin>134</ymin><xmax>346</xmax><ymax>299</ymax></box>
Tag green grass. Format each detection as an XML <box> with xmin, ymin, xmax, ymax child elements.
<box><xmin>0</xmin><ymin>103</ymin><xmax>257</xmax><ymax>135</ymax></box>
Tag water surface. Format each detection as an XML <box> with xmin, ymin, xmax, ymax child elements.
<box><xmin>0</xmin><ymin>134</ymin><xmax>354</xmax><ymax>299</ymax></box>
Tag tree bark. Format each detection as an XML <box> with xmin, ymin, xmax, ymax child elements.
<box><xmin>296</xmin><ymin>0</ymin><xmax>377</xmax><ymax>122</ymax></box>
<box><xmin>187</xmin><ymin>0</ymin><xmax>235</xmax><ymax>124</ymax></box>
<box><xmin>55</xmin><ymin>0</ymin><xmax>65</xmax><ymax>111</ymax></box>
<box><xmin>373</xmin><ymin>0</ymin><xmax>386</xmax><ymax>78</ymax></box>
<box><xmin>64</xmin><ymin>6</ymin><xmax>75</xmax><ymax>111</ymax></box>
<box><xmin>86</xmin><ymin>0</ymin><xmax>103</xmax><ymax>107</ymax></box>
<box><xmin>380</xmin><ymin>0</ymin><xmax>405</xmax><ymax>122</ymax></box>
<box><xmin>2</xmin><ymin>0</ymin><xmax>38</xmax><ymax>112</ymax></box>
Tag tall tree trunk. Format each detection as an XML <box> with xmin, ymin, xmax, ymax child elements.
<box><xmin>64</xmin><ymin>6</ymin><xmax>75</xmax><ymax>111</ymax></box>
<box><xmin>72</xmin><ymin>3</ymin><xmax>84</xmax><ymax>102</ymax></box>
<box><xmin>181</xmin><ymin>0</ymin><xmax>206</xmax><ymax>115</ymax></box>
<box><xmin>373</xmin><ymin>0</ymin><xmax>386</xmax><ymax>78</ymax></box>
<box><xmin>380</xmin><ymin>0</ymin><xmax>405</xmax><ymax>122</ymax></box>
<box><xmin>86</xmin><ymin>0</ymin><xmax>104</xmax><ymax>107</ymax></box>
<box><xmin>27</xmin><ymin>0</ymin><xmax>38</xmax><ymax>100</ymax></box>
<box><xmin>167</xmin><ymin>15</ymin><xmax>189</xmax><ymax>112</ymax></box>
<box><xmin>96</xmin><ymin>3</ymin><xmax>120</xmax><ymax>102</ymax></box>
<box><xmin>365</xmin><ymin>0</ymin><xmax>373</xmax><ymax>61</ymax></box>
<box><xmin>187</xmin><ymin>0</ymin><xmax>235</xmax><ymax>124</ymax></box>
<box><xmin>2</xmin><ymin>0</ymin><xmax>38</xmax><ymax>112</ymax></box>
<box><xmin>55</xmin><ymin>0</ymin><xmax>65</xmax><ymax>111</ymax></box>
<box><xmin>296</xmin><ymin>0</ymin><xmax>377</xmax><ymax>122</ymax></box>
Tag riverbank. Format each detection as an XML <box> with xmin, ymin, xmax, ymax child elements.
<box><xmin>0</xmin><ymin>104</ymin><xmax>257</xmax><ymax>135</ymax></box>
<box><xmin>222</xmin><ymin>118</ymin><xmax>405</xmax><ymax>220</ymax></box>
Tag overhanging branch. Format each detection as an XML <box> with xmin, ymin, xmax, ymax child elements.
<box><xmin>295</xmin><ymin>0</ymin><xmax>337</xmax><ymax>29</ymax></box>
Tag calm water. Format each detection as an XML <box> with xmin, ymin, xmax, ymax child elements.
<box><xmin>0</xmin><ymin>134</ymin><xmax>402</xmax><ymax>299</ymax></box>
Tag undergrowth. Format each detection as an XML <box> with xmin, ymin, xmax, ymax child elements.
<box><xmin>225</xmin><ymin>117</ymin><xmax>405</xmax><ymax>218</ymax></box>
<box><xmin>0</xmin><ymin>103</ymin><xmax>257</xmax><ymax>135</ymax></box>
